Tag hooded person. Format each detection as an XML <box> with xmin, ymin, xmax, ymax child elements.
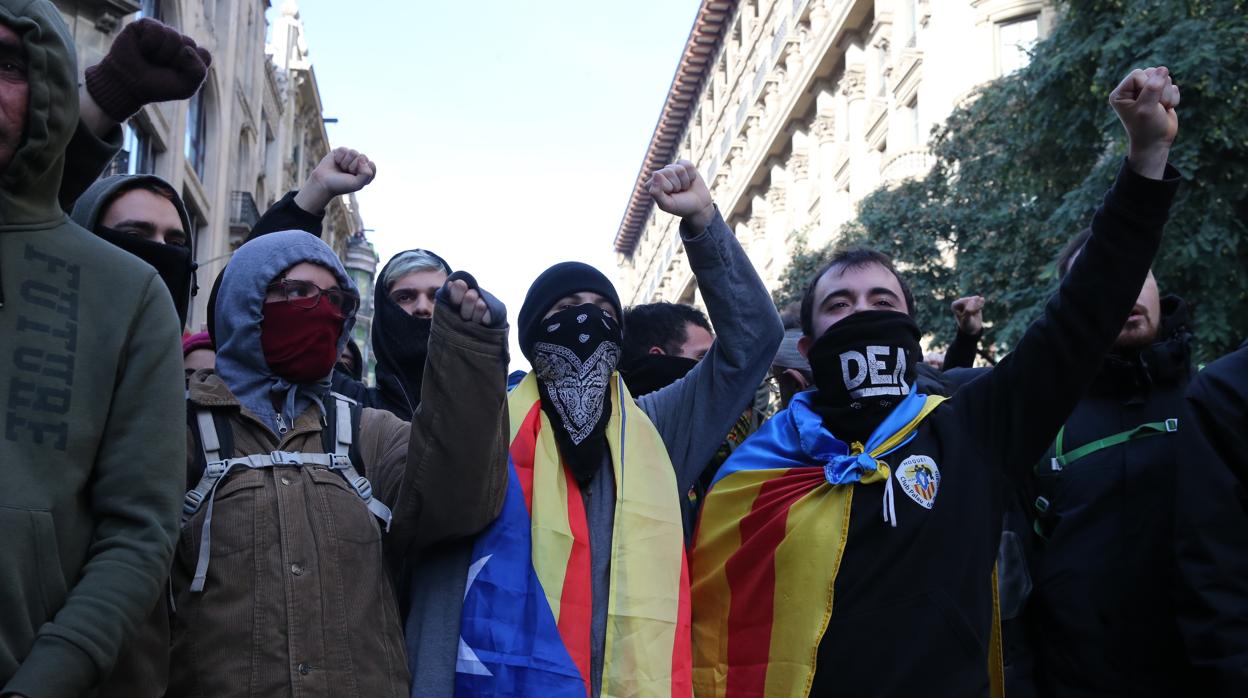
<box><xmin>1172</xmin><ymin>342</ymin><xmax>1248</xmax><ymax>696</ymax></box>
<box><xmin>1008</xmin><ymin>227</ymin><xmax>1196</xmax><ymax>697</ymax></box>
<box><xmin>336</xmin><ymin>337</ymin><xmax>365</xmax><ymax>382</ymax></box>
<box><xmin>406</xmin><ymin>160</ymin><xmax>782</xmax><ymax>698</ymax></box>
<box><xmin>688</xmin><ymin>66</ymin><xmax>1183</xmax><ymax>697</ymax></box>
<box><xmin>366</xmin><ymin>248</ymin><xmax>452</xmax><ymax>420</ymax></box>
<box><xmin>69</xmin><ymin>174</ymin><xmax>197</xmax><ymax>328</ymax></box>
<box><xmin>0</xmin><ymin>2</ymin><xmax>186</xmax><ymax>696</ymax></box>
<box><xmin>156</xmin><ymin>229</ymin><xmax>509</xmax><ymax>698</ymax></box>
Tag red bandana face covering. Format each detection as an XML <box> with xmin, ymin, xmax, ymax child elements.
<box><xmin>260</xmin><ymin>295</ymin><xmax>344</xmax><ymax>383</ymax></box>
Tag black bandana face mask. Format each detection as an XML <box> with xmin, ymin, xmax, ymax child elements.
<box><xmin>96</xmin><ymin>225</ymin><xmax>196</xmax><ymax>328</ymax></box>
<box><xmin>530</xmin><ymin>303</ymin><xmax>623</xmax><ymax>483</ymax></box>
<box><xmin>620</xmin><ymin>354</ymin><xmax>698</xmax><ymax>397</ymax></box>
<box><xmin>807</xmin><ymin>310</ymin><xmax>923</xmax><ymax>439</ymax></box>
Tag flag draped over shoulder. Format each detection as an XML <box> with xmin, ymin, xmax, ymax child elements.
<box><xmin>456</xmin><ymin>372</ymin><xmax>691</xmax><ymax>697</ymax></box>
<box><xmin>691</xmin><ymin>390</ymin><xmax>945</xmax><ymax>697</ymax></box>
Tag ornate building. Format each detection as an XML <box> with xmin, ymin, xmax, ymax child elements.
<box><xmin>615</xmin><ymin>0</ymin><xmax>1054</xmax><ymax>307</ymax></box>
<box><xmin>343</xmin><ymin>231</ymin><xmax>379</xmax><ymax>384</ymax></box>
<box><xmin>53</xmin><ymin>0</ymin><xmax>370</xmax><ymax>334</ymax></box>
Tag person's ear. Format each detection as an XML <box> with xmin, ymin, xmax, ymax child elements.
<box><xmin>797</xmin><ymin>335</ymin><xmax>813</xmax><ymax>359</ymax></box>
<box><xmin>783</xmin><ymin>368</ymin><xmax>810</xmax><ymax>390</ymax></box>
<box><xmin>647</xmin><ymin>346</ymin><xmax>667</xmax><ymax>356</ymax></box>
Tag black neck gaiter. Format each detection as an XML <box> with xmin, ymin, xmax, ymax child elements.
<box><xmin>372</xmin><ymin>296</ymin><xmax>433</xmax><ymax>422</ymax></box>
<box><xmin>807</xmin><ymin>310</ymin><xmax>923</xmax><ymax>443</ymax></box>
<box><xmin>96</xmin><ymin>225</ymin><xmax>196</xmax><ymax>328</ymax></box>
<box><xmin>619</xmin><ymin>354</ymin><xmax>698</xmax><ymax>397</ymax></box>
<box><xmin>529</xmin><ymin>304</ymin><xmax>623</xmax><ymax>485</ymax></box>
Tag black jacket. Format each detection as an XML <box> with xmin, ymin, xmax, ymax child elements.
<box><xmin>1018</xmin><ymin>298</ymin><xmax>1193</xmax><ymax>698</ymax></box>
<box><xmin>1173</xmin><ymin>344</ymin><xmax>1248</xmax><ymax>696</ymax></box>
<box><xmin>807</xmin><ymin>162</ymin><xmax>1179</xmax><ymax>697</ymax></box>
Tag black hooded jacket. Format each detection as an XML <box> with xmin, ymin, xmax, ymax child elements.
<box><xmin>1172</xmin><ymin>341</ymin><xmax>1248</xmax><ymax>696</ymax></box>
<box><xmin>1015</xmin><ymin>296</ymin><xmax>1194</xmax><ymax>697</ymax></box>
<box><xmin>361</xmin><ymin>250</ymin><xmax>452</xmax><ymax>421</ymax></box>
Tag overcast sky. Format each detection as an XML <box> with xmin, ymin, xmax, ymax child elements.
<box><xmin>290</xmin><ymin>0</ymin><xmax>701</xmax><ymax>368</ymax></box>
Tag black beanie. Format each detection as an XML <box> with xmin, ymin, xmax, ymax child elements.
<box><xmin>518</xmin><ymin>261</ymin><xmax>623</xmax><ymax>362</ymax></box>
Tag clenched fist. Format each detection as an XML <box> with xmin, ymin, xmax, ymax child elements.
<box><xmin>951</xmin><ymin>295</ymin><xmax>985</xmax><ymax>336</ymax></box>
<box><xmin>294</xmin><ymin>147</ymin><xmax>377</xmax><ymax>214</ymax></box>
<box><xmin>1110</xmin><ymin>66</ymin><xmax>1179</xmax><ymax>179</ymax></box>
<box><xmin>445</xmin><ymin>279</ymin><xmax>492</xmax><ymax>326</ymax></box>
<box><xmin>648</xmin><ymin>159</ymin><xmax>715</xmax><ymax>230</ymax></box>
<box><xmin>85</xmin><ymin>18</ymin><xmax>212</xmax><ymax>123</ymax></box>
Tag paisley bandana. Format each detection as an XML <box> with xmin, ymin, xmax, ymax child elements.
<box><xmin>530</xmin><ymin>304</ymin><xmax>623</xmax><ymax>482</ymax></box>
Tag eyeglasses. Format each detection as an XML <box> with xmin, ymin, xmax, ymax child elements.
<box><xmin>266</xmin><ymin>279</ymin><xmax>359</xmax><ymax>318</ymax></box>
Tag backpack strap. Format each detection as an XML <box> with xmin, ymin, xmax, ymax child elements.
<box><xmin>327</xmin><ymin>393</ymin><xmax>392</xmax><ymax>532</ymax></box>
<box><xmin>1032</xmin><ymin>418</ymin><xmax>1180</xmax><ymax>539</ymax></box>
<box><xmin>181</xmin><ymin>394</ymin><xmax>391</xmax><ymax>593</ymax></box>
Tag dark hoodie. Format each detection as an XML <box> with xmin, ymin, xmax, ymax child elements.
<box><xmin>69</xmin><ymin>174</ymin><xmax>197</xmax><ymax>328</ymax></box>
<box><xmin>0</xmin><ymin>1</ymin><xmax>186</xmax><ymax>695</ymax></box>
<box><xmin>1018</xmin><ymin>296</ymin><xmax>1194</xmax><ymax>697</ymax></box>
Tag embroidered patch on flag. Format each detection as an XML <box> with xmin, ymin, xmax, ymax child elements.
<box><xmin>895</xmin><ymin>454</ymin><xmax>940</xmax><ymax>509</ymax></box>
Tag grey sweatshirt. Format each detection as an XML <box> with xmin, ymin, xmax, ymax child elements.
<box><xmin>405</xmin><ymin>208</ymin><xmax>783</xmax><ymax>697</ymax></box>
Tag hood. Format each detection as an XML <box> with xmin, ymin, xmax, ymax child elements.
<box><xmin>369</xmin><ymin>248</ymin><xmax>452</xmax><ymax>420</ymax></box>
<box><xmin>0</xmin><ymin>0</ymin><xmax>78</xmax><ymax>227</ymax></box>
<box><xmin>1098</xmin><ymin>294</ymin><xmax>1192</xmax><ymax>396</ymax></box>
<box><xmin>69</xmin><ymin>174</ymin><xmax>197</xmax><ymax>326</ymax></box>
<box><xmin>214</xmin><ymin>229</ymin><xmax>357</xmax><ymax>434</ymax></box>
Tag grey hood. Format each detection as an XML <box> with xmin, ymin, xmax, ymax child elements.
<box><xmin>214</xmin><ymin>229</ymin><xmax>357</xmax><ymax>434</ymax></box>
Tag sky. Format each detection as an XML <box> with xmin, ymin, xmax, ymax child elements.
<box><xmin>288</xmin><ymin>0</ymin><xmax>702</xmax><ymax>368</ymax></box>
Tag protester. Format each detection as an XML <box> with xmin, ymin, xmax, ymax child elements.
<box><xmin>152</xmin><ymin>230</ymin><xmax>509</xmax><ymax>697</ymax></box>
<box><xmin>619</xmin><ymin>301</ymin><xmax>715</xmax><ymax>396</ymax></box>
<box><xmin>690</xmin><ymin>66</ymin><xmax>1181</xmax><ymax>697</ymax></box>
<box><xmin>0</xmin><ymin>3</ymin><xmax>186</xmax><ymax>697</ymax></box>
<box><xmin>336</xmin><ymin>337</ymin><xmax>364</xmax><ymax>382</ymax></box>
<box><xmin>70</xmin><ymin>174</ymin><xmax>196</xmax><ymax>327</ymax></box>
<box><xmin>404</xmin><ymin>160</ymin><xmax>782</xmax><ymax>697</ymax></box>
<box><xmin>1172</xmin><ymin>343</ymin><xmax>1248</xmax><ymax>696</ymax></box>
<box><xmin>1012</xmin><ymin>227</ymin><xmax>1194</xmax><ymax>696</ymax></box>
<box><xmin>182</xmin><ymin>331</ymin><xmax>215</xmax><ymax>372</ymax></box>
<box><xmin>364</xmin><ymin>248</ymin><xmax>452</xmax><ymax>419</ymax></box>
<box><xmin>619</xmin><ymin>301</ymin><xmax>762</xmax><ymax>544</ymax></box>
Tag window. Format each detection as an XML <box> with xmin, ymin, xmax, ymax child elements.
<box><xmin>104</xmin><ymin>123</ymin><xmax>155</xmax><ymax>177</ymax></box>
<box><xmin>997</xmin><ymin>15</ymin><xmax>1039</xmax><ymax>76</ymax></box>
<box><xmin>185</xmin><ymin>87</ymin><xmax>207</xmax><ymax>180</ymax></box>
<box><xmin>877</xmin><ymin>46</ymin><xmax>888</xmax><ymax>97</ymax></box>
<box><xmin>907</xmin><ymin>98</ymin><xmax>921</xmax><ymax>146</ymax></box>
<box><xmin>138</xmin><ymin>0</ymin><xmax>162</xmax><ymax>21</ymax></box>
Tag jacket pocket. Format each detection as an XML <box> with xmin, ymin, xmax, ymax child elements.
<box><xmin>0</xmin><ymin>506</ymin><xmax>69</xmax><ymax>643</ymax></box>
<box><xmin>308</xmin><ymin>467</ymin><xmax>383</xmax><ymax>545</ymax></box>
<box><xmin>181</xmin><ymin>471</ymin><xmax>268</xmax><ymax>559</ymax></box>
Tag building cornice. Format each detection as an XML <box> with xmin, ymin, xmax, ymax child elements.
<box><xmin>613</xmin><ymin>0</ymin><xmax>737</xmax><ymax>256</ymax></box>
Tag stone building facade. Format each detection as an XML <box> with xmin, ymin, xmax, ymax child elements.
<box><xmin>53</xmin><ymin>0</ymin><xmax>371</xmax><ymax>335</ymax></box>
<box><xmin>615</xmin><ymin>0</ymin><xmax>1054</xmax><ymax>308</ymax></box>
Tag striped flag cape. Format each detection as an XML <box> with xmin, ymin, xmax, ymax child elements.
<box><xmin>456</xmin><ymin>372</ymin><xmax>691</xmax><ymax>697</ymax></box>
<box><xmin>690</xmin><ymin>390</ymin><xmax>947</xmax><ymax>697</ymax></box>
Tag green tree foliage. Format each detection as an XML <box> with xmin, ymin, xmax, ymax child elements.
<box><xmin>779</xmin><ymin>0</ymin><xmax>1248</xmax><ymax>360</ymax></box>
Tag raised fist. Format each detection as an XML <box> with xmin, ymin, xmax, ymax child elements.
<box><xmin>295</xmin><ymin>148</ymin><xmax>377</xmax><ymax>214</ymax></box>
<box><xmin>1110</xmin><ymin>66</ymin><xmax>1179</xmax><ymax>178</ymax></box>
<box><xmin>648</xmin><ymin>159</ymin><xmax>715</xmax><ymax>229</ymax></box>
<box><xmin>312</xmin><ymin>148</ymin><xmax>376</xmax><ymax>196</ymax></box>
<box><xmin>951</xmin><ymin>295</ymin><xmax>985</xmax><ymax>336</ymax></box>
<box><xmin>445</xmin><ymin>279</ymin><xmax>492</xmax><ymax>327</ymax></box>
<box><xmin>85</xmin><ymin>18</ymin><xmax>212</xmax><ymax>123</ymax></box>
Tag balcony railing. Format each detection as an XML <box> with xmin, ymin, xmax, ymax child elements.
<box><xmin>229</xmin><ymin>191</ymin><xmax>260</xmax><ymax>233</ymax></box>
